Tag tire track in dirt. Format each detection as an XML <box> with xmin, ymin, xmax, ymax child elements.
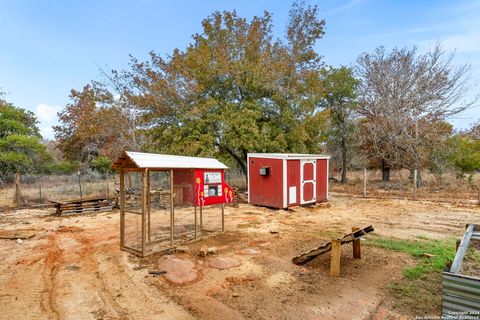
<box><xmin>77</xmin><ymin>235</ymin><xmax>128</xmax><ymax>319</ymax></box>
<box><xmin>40</xmin><ymin>234</ymin><xmax>62</xmax><ymax>320</ymax></box>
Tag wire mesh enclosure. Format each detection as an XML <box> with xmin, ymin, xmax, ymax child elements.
<box><xmin>113</xmin><ymin>152</ymin><xmax>233</xmax><ymax>257</ymax></box>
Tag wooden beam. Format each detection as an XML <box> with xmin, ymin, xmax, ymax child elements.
<box><xmin>147</xmin><ymin>170</ymin><xmax>151</xmax><ymax>243</ymax></box>
<box><xmin>330</xmin><ymin>239</ymin><xmax>341</xmax><ymax>276</ymax></box>
<box><xmin>352</xmin><ymin>227</ymin><xmax>361</xmax><ymax>259</ymax></box>
<box><xmin>194</xmin><ymin>204</ymin><xmax>197</xmax><ymax>239</ymax></box>
<box><xmin>170</xmin><ymin>169</ymin><xmax>174</xmax><ymax>246</ymax></box>
<box><xmin>120</xmin><ymin>170</ymin><xmax>125</xmax><ymax>248</ymax></box>
<box><xmin>221</xmin><ymin>203</ymin><xmax>225</xmax><ymax>232</ymax></box>
<box><xmin>200</xmin><ymin>205</ymin><xmax>203</xmax><ymax>234</ymax></box>
<box><xmin>141</xmin><ymin>169</ymin><xmax>148</xmax><ymax>257</ymax></box>
<box><xmin>292</xmin><ymin>225</ymin><xmax>374</xmax><ymax>265</ymax></box>
<box><xmin>450</xmin><ymin>224</ymin><xmax>474</xmax><ymax>274</ymax></box>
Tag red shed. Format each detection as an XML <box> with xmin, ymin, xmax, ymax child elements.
<box><xmin>247</xmin><ymin>153</ymin><xmax>330</xmax><ymax>209</ymax></box>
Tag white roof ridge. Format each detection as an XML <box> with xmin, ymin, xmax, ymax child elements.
<box><xmin>113</xmin><ymin>151</ymin><xmax>228</xmax><ymax>169</ymax></box>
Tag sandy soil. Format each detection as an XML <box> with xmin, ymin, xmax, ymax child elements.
<box><xmin>1</xmin><ymin>194</ymin><xmax>479</xmax><ymax>320</ymax></box>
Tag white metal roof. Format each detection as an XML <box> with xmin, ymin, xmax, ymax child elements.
<box><xmin>247</xmin><ymin>153</ymin><xmax>330</xmax><ymax>160</ymax></box>
<box><xmin>113</xmin><ymin>151</ymin><xmax>228</xmax><ymax>169</ymax></box>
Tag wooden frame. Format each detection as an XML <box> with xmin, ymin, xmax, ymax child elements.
<box><xmin>118</xmin><ymin>167</ymin><xmax>224</xmax><ymax>257</ymax></box>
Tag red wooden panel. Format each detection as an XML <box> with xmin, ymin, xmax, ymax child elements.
<box><xmin>303</xmin><ymin>162</ymin><xmax>314</xmax><ymax>181</ymax></box>
<box><xmin>303</xmin><ymin>181</ymin><xmax>315</xmax><ymax>202</ymax></box>
<box><xmin>195</xmin><ymin>169</ymin><xmax>234</xmax><ymax>206</ymax></box>
<box><xmin>249</xmin><ymin>157</ymin><xmax>283</xmax><ymax>208</ymax></box>
<box><xmin>287</xmin><ymin>160</ymin><xmax>300</xmax><ymax>207</ymax></box>
<box><xmin>172</xmin><ymin>169</ymin><xmax>195</xmax><ymax>205</ymax></box>
<box><xmin>316</xmin><ymin>159</ymin><xmax>328</xmax><ymax>201</ymax></box>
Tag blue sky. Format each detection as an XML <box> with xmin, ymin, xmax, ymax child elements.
<box><xmin>1</xmin><ymin>0</ymin><xmax>479</xmax><ymax>139</ymax></box>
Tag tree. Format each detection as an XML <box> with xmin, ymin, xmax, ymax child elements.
<box><xmin>356</xmin><ymin>44</ymin><xmax>476</xmax><ymax>185</ymax></box>
<box><xmin>321</xmin><ymin>66</ymin><xmax>359</xmax><ymax>183</ymax></box>
<box><xmin>107</xmin><ymin>3</ymin><xmax>328</xmax><ymax>178</ymax></box>
<box><xmin>54</xmin><ymin>84</ymin><xmax>143</xmax><ymax>165</ymax></box>
<box><xmin>447</xmin><ymin>135</ymin><xmax>480</xmax><ymax>180</ymax></box>
<box><xmin>0</xmin><ymin>98</ymin><xmax>52</xmax><ymax>181</ymax></box>
<box><xmin>469</xmin><ymin>120</ymin><xmax>480</xmax><ymax>139</ymax></box>
<box><xmin>90</xmin><ymin>156</ymin><xmax>113</xmax><ymax>175</ymax></box>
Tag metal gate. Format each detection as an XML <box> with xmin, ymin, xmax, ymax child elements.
<box><xmin>300</xmin><ymin>160</ymin><xmax>316</xmax><ymax>204</ymax></box>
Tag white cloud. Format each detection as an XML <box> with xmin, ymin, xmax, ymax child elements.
<box><xmin>35</xmin><ymin>103</ymin><xmax>61</xmax><ymax>140</ymax></box>
<box><xmin>39</xmin><ymin>126</ymin><xmax>55</xmax><ymax>140</ymax></box>
<box><xmin>35</xmin><ymin>103</ymin><xmax>61</xmax><ymax>122</ymax></box>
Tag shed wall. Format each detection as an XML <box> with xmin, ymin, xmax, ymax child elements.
<box><xmin>249</xmin><ymin>157</ymin><xmax>283</xmax><ymax>208</ymax></box>
<box><xmin>316</xmin><ymin>159</ymin><xmax>328</xmax><ymax>201</ymax></box>
<box><xmin>287</xmin><ymin>160</ymin><xmax>300</xmax><ymax>207</ymax></box>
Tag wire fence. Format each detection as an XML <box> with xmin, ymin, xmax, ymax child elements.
<box><xmin>0</xmin><ymin>169</ymin><xmax>248</xmax><ymax>209</ymax></box>
<box><xmin>1</xmin><ymin>168</ymin><xmax>477</xmax><ymax>209</ymax></box>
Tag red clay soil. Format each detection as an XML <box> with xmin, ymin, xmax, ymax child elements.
<box><xmin>0</xmin><ymin>196</ymin><xmax>479</xmax><ymax>319</ymax></box>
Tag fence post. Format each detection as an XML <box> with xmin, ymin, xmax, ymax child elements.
<box><xmin>413</xmin><ymin>169</ymin><xmax>417</xmax><ymax>200</ymax></box>
<box><xmin>363</xmin><ymin>168</ymin><xmax>367</xmax><ymax>198</ymax></box>
<box><xmin>77</xmin><ymin>170</ymin><xmax>83</xmax><ymax>199</ymax></box>
<box><xmin>39</xmin><ymin>183</ymin><xmax>42</xmax><ymax>204</ymax></box>
<box><xmin>15</xmin><ymin>172</ymin><xmax>21</xmax><ymax>209</ymax></box>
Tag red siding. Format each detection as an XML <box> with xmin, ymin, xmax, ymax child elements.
<box><xmin>287</xmin><ymin>160</ymin><xmax>300</xmax><ymax>207</ymax></box>
<box><xmin>172</xmin><ymin>169</ymin><xmax>195</xmax><ymax>205</ymax></box>
<box><xmin>316</xmin><ymin>159</ymin><xmax>328</xmax><ymax>201</ymax></box>
<box><xmin>249</xmin><ymin>158</ymin><xmax>283</xmax><ymax>208</ymax></box>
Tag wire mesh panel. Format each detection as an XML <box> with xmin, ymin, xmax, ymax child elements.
<box><xmin>119</xmin><ymin>167</ymin><xmax>228</xmax><ymax>257</ymax></box>
<box><xmin>122</xmin><ymin>170</ymin><xmax>143</xmax><ymax>252</ymax></box>
<box><xmin>198</xmin><ymin>205</ymin><xmax>224</xmax><ymax>233</ymax></box>
<box><xmin>147</xmin><ymin>170</ymin><xmax>172</xmax><ymax>245</ymax></box>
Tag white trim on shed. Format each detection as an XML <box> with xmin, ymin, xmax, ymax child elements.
<box><xmin>247</xmin><ymin>153</ymin><xmax>330</xmax><ymax>160</ymax></box>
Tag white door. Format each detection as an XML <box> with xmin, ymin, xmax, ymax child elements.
<box><xmin>300</xmin><ymin>160</ymin><xmax>316</xmax><ymax>204</ymax></box>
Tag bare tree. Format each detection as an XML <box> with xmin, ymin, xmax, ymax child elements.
<box><xmin>356</xmin><ymin>43</ymin><xmax>477</xmax><ymax>184</ymax></box>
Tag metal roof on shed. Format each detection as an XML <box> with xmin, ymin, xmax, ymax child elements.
<box><xmin>112</xmin><ymin>151</ymin><xmax>228</xmax><ymax>170</ymax></box>
<box><xmin>247</xmin><ymin>153</ymin><xmax>330</xmax><ymax>160</ymax></box>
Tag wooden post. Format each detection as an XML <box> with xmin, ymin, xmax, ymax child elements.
<box><xmin>363</xmin><ymin>168</ymin><xmax>367</xmax><ymax>198</ymax></box>
<box><xmin>330</xmin><ymin>239</ymin><xmax>341</xmax><ymax>276</ymax></box>
<box><xmin>142</xmin><ymin>169</ymin><xmax>148</xmax><ymax>256</ymax></box>
<box><xmin>200</xmin><ymin>205</ymin><xmax>203</xmax><ymax>234</ymax></box>
<box><xmin>77</xmin><ymin>170</ymin><xmax>83</xmax><ymax>199</ymax></box>
<box><xmin>120</xmin><ymin>170</ymin><xmax>125</xmax><ymax>248</ymax></box>
<box><xmin>106</xmin><ymin>179</ymin><xmax>109</xmax><ymax>198</ymax></box>
<box><xmin>15</xmin><ymin>172</ymin><xmax>21</xmax><ymax>209</ymax></box>
<box><xmin>413</xmin><ymin>169</ymin><xmax>417</xmax><ymax>200</ymax></box>
<box><xmin>221</xmin><ymin>203</ymin><xmax>225</xmax><ymax>232</ymax></box>
<box><xmin>170</xmin><ymin>170</ymin><xmax>174</xmax><ymax>246</ymax></box>
<box><xmin>39</xmin><ymin>184</ymin><xmax>42</xmax><ymax>204</ymax></box>
<box><xmin>352</xmin><ymin>227</ymin><xmax>361</xmax><ymax>259</ymax></box>
<box><xmin>147</xmin><ymin>170</ymin><xmax>151</xmax><ymax>243</ymax></box>
<box><xmin>194</xmin><ymin>204</ymin><xmax>197</xmax><ymax>239</ymax></box>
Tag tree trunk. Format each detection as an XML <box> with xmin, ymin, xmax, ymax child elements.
<box><xmin>341</xmin><ymin>138</ymin><xmax>348</xmax><ymax>184</ymax></box>
<box><xmin>221</xmin><ymin>145</ymin><xmax>248</xmax><ymax>184</ymax></box>
<box><xmin>415</xmin><ymin>169</ymin><xmax>422</xmax><ymax>187</ymax></box>
<box><xmin>381</xmin><ymin>159</ymin><xmax>390</xmax><ymax>181</ymax></box>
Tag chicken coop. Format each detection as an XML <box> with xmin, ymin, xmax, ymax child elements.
<box><xmin>247</xmin><ymin>153</ymin><xmax>330</xmax><ymax>209</ymax></box>
<box><xmin>112</xmin><ymin>151</ymin><xmax>234</xmax><ymax>257</ymax></box>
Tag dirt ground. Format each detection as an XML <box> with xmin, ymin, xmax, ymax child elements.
<box><xmin>1</xmin><ymin>194</ymin><xmax>480</xmax><ymax>320</ymax></box>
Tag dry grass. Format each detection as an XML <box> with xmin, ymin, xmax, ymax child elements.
<box><xmin>331</xmin><ymin>169</ymin><xmax>480</xmax><ymax>204</ymax></box>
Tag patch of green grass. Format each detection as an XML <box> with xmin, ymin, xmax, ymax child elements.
<box><xmin>364</xmin><ymin>235</ymin><xmax>459</xmax><ymax>316</ymax></box>
<box><xmin>365</xmin><ymin>236</ymin><xmax>456</xmax><ymax>279</ymax></box>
